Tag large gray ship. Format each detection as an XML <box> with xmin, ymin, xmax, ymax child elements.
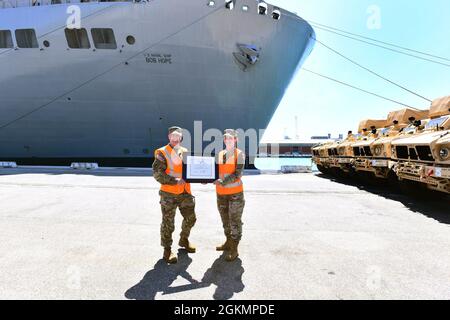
<box><xmin>0</xmin><ymin>0</ymin><xmax>315</xmax><ymax>166</ymax></box>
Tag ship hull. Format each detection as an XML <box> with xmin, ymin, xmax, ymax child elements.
<box><xmin>0</xmin><ymin>1</ymin><xmax>314</xmax><ymax>165</ymax></box>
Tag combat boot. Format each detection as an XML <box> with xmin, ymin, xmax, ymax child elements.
<box><xmin>163</xmin><ymin>248</ymin><xmax>178</xmax><ymax>264</ymax></box>
<box><xmin>225</xmin><ymin>239</ymin><xmax>239</xmax><ymax>262</ymax></box>
<box><xmin>179</xmin><ymin>237</ymin><xmax>196</xmax><ymax>253</ymax></box>
<box><xmin>216</xmin><ymin>237</ymin><xmax>232</xmax><ymax>251</ymax></box>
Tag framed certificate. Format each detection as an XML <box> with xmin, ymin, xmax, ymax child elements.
<box><xmin>182</xmin><ymin>154</ymin><xmax>219</xmax><ymax>183</ymax></box>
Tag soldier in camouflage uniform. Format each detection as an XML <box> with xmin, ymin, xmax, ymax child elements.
<box><xmin>153</xmin><ymin>126</ymin><xmax>197</xmax><ymax>264</ymax></box>
<box><xmin>214</xmin><ymin>129</ymin><xmax>245</xmax><ymax>262</ymax></box>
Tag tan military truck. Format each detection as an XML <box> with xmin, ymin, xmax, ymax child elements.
<box><xmin>313</xmin><ymin>132</ymin><xmax>359</xmax><ymax>176</ymax></box>
<box><xmin>312</xmin><ymin>141</ymin><xmax>335</xmax><ymax>174</ymax></box>
<box><xmin>433</xmin><ymin>133</ymin><xmax>450</xmax><ymax>191</ymax></box>
<box><xmin>392</xmin><ymin>95</ymin><xmax>450</xmax><ymax>194</ymax></box>
<box><xmin>366</xmin><ymin>108</ymin><xmax>429</xmax><ymax>180</ymax></box>
<box><xmin>335</xmin><ymin>131</ymin><xmax>359</xmax><ymax>176</ymax></box>
<box><xmin>312</xmin><ymin>142</ymin><xmax>326</xmax><ymax>173</ymax></box>
<box><xmin>324</xmin><ymin>139</ymin><xmax>344</xmax><ymax>175</ymax></box>
<box><xmin>351</xmin><ymin>119</ymin><xmax>388</xmax><ymax>177</ymax></box>
<box><xmin>313</xmin><ymin>139</ymin><xmax>343</xmax><ymax>175</ymax></box>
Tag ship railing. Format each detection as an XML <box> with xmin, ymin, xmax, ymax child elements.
<box><xmin>0</xmin><ymin>0</ymin><xmax>142</xmax><ymax>9</ymax></box>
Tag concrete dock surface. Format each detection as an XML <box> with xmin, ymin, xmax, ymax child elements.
<box><xmin>0</xmin><ymin>167</ymin><xmax>449</xmax><ymax>300</ymax></box>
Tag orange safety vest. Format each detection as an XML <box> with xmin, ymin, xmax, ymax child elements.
<box><xmin>216</xmin><ymin>149</ymin><xmax>244</xmax><ymax>195</ymax></box>
<box><xmin>155</xmin><ymin>144</ymin><xmax>191</xmax><ymax>195</ymax></box>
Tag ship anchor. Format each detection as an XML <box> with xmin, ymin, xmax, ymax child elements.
<box><xmin>233</xmin><ymin>44</ymin><xmax>261</xmax><ymax>71</ymax></box>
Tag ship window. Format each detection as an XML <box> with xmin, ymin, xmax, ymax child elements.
<box><xmin>15</xmin><ymin>29</ymin><xmax>38</xmax><ymax>48</ymax></box>
<box><xmin>0</xmin><ymin>30</ymin><xmax>13</xmax><ymax>48</ymax></box>
<box><xmin>91</xmin><ymin>28</ymin><xmax>117</xmax><ymax>49</ymax></box>
<box><xmin>65</xmin><ymin>28</ymin><xmax>91</xmax><ymax>49</ymax></box>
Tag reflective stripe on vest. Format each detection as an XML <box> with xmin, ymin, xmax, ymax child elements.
<box><xmin>216</xmin><ymin>149</ymin><xmax>244</xmax><ymax>195</ymax></box>
<box><xmin>220</xmin><ymin>174</ymin><xmax>243</xmax><ymax>188</ymax></box>
<box><xmin>161</xmin><ymin>147</ymin><xmax>182</xmax><ymax>179</ymax></box>
<box><xmin>156</xmin><ymin>145</ymin><xmax>191</xmax><ymax>195</ymax></box>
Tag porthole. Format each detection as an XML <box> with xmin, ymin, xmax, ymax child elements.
<box><xmin>43</xmin><ymin>40</ymin><xmax>50</xmax><ymax>47</ymax></box>
<box><xmin>207</xmin><ymin>0</ymin><xmax>215</xmax><ymax>7</ymax></box>
<box><xmin>242</xmin><ymin>5</ymin><xmax>249</xmax><ymax>12</ymax></box>
<box><xmin>126</xmin><ymin>35</ymin><xmax>135</xmax><ymax>45</ymax></box>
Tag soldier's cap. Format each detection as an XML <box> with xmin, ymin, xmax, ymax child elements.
<box><xmin>223</xmin><ymin>129</ymin><xmax>238</xmax><ymax>138</ymax></box>
<box><xmin>168</xmin><ymin>126</ymin><xmax>183</xmax><ymax>136</ymax></box>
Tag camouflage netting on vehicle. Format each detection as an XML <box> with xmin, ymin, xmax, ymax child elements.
<box><xmin>386</xmin><ymin>108</ymin><xmax>429</xmax><ymax>125</ymax></box>
<box><xmin>358</xmin><ymin>119</ymin><xmax>388</xmax><ymax>133</ymax></box>
<box><xmin>430</xmin><ymin>95</ymin><xmax>450</xmax><ymax>118</ymax></box>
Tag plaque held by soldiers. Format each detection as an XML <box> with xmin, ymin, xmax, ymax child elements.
<box><xmin>182</xmin><ymin>154</ymin><xmax>219</xmax><ymax>183</ymax></box>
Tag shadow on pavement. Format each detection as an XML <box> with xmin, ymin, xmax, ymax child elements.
<box><xmin>201</xmin><ymin>253</ymin><xmax>245</xmax><ymax>300</ymax></box>
<box><xmin>125</xmin><ymin>250</ymin><xmax>198</xmax><ymax>300</ymax></box>
<box><xmin>316</xmin><ymin>173</ymin><xmax>450</xmax><ymax>224</ymax></box>
<box><xmin>125</xmin><ymin>252</ymin><xmax>245</xmax><ymax>300</ymax></box>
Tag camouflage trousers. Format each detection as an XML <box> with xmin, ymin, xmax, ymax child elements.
<box><xmin>217</xmin><ymin>192</ymin><xmax>245</xmax><ymax>241</ymax></box>
<box><xmin>159</xmin><ymin>191</ymin><xmax>197</xmax><ymax>248</ymax></box>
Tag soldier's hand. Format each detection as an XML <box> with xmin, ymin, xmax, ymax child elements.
<box><xmin>176</xmin><ymin>178</ymin><xmax>186</xmax><ymax>185</ymax></box>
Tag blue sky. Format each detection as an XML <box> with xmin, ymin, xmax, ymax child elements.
<box><xmin>263</xmin><ymin>0</ymin><xmax>450</xmax><ymax>140</ymax></box>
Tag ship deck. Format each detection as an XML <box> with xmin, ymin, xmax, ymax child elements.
<box><xmin>0</xmin><ymin>167</ymin><xmax>449</xmax><ymax>299</ymax></box>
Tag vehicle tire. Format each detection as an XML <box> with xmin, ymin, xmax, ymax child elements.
<box><xmin>386</xmin><ymin>169</ymin><xmax>400</xmax><ymax>192</ymax></box>
<box><xmin>398</xmin><ymin>179</ymin><xmax>434</xmax><ymax>199</ymax></box>
<box><xmin>317</xmin><ymin>165</ymin><xmax>326</xmax><ymax>174</ymax></box>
